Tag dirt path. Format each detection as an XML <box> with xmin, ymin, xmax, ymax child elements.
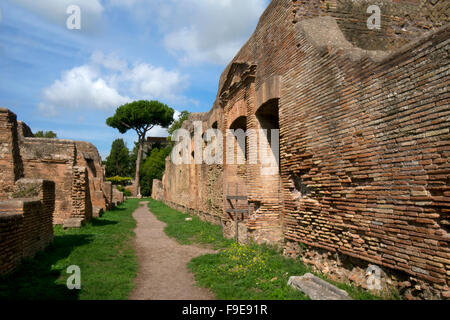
<box><xmin>130</xmin><ymin>202</ymin><xmax>216</xmax><ymax>300</ymax></box>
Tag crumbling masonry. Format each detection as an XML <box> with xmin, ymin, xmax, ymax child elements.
<box><xmin>154</xmin><ymin>0</ymin><xmax>450</xmax><ymax>298</ymax></box>
<box><xmin>0</xmin><ymin>108</ymin><xmax>123</xmax><ymax>275</ymax></box>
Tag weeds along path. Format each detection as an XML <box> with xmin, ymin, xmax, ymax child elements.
<box><xmin>130</xmin><ymin>202</ymin><xmax>216</xmax><ymax>300</ymax></box>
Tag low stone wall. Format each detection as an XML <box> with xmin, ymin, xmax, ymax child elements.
<box><xmin>113</xmin><ymin>187</ymin><xmax>124</xmax><ymax>206</ymax></box>
<box><xmin>151</xmin><ymin>179</ymin><xmax>164</xmax><ymax>201</ymax></box>
<box><xmin>0</xmin><ymin>179</ymin><xmax>54</xmax><ymax>276</ymax></box>
<box><xmin>103</xmin><ymin>182</ymin><xmax>113</xmax><ymax>209</ymax></box>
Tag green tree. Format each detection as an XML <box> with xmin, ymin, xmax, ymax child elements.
<box><xmin>105</xmin><ymin>139</ymin><xmax>131</xmax><ymax>177</ymax></box>
<box><xmin>167</xmin><ymin>110</ymin><xmax>190</xmax><ymax>143</ymax></box>
<box><xmin>34</xmin><ymin>130</ymin><xmax>57</xmax><ymax>138</ymax></box>
<box><xmin>106</xmin><ymin>100</ymin><xmax>174</xmax><ymax>197</ymax></box>
<box><xmin>140</xmin><ymin>146</ymin><xmax>171</xmax><ymax>196</ymax></box>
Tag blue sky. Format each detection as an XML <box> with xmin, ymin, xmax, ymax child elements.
<box><xmin>0</xmin><ymin>0</ymin><xmax>269</xmax><ymax>158</ymax></box>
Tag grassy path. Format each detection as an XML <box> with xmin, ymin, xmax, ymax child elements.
<box><xmin>0</xmin><ymin>199</ymin><xmax>140</xmax><ymax>300</ymax></box>
<box><xmin>147</xmin><ymin>199</ymin><xmax>384</xmax><ymax>300</ymax></box>
<box><xmin>130</xmin><ymin>201</ymin><xmax>216</xmax><ymax>300</ymax></box>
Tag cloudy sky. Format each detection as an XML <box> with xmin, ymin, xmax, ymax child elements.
<box><xmin>0</xmin><ymin>0</ymin><xmax>269</xmax><ymax>158</ymax></box>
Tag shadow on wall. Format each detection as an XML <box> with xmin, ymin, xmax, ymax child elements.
<box><xmin>0</xmin><ymin>234</ymin><xmax>93</xmax><ymax>300</ymax></box>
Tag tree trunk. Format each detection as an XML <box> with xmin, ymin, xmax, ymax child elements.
<box><xmin>134</xmin><ymin>140</ymin><xmax>143</xmax><ymax>197</ymax></box>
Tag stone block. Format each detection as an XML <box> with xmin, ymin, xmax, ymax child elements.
<box><xmin>288</xmin><ymin>273</ymin><xmax>353</xmax><ymax>300</ymax></box>
<box><xmin>63</xmin><ymin>218</ymin><xmax>85</xmax><ymax>229</ymax></box>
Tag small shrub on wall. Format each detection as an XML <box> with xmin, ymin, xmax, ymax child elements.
<box><xmin>106</xmin><ymin>176</ymin><xmax>133</xmax><ymax>186</ymax></box>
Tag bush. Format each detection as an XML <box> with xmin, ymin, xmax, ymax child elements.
<box><xmin>107</xmin><ymin>176</ymin><xmax>133</xmax><ymax>186</ymax></box>
<box><xmin>116</xmin><ymin>185</ymin><xmax>132</xmax><ymax>197</ymax></box>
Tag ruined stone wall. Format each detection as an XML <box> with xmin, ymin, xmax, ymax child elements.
<box><xmin>152</xmin><ymin>179</ymin><xmax>164</xmax><ymax>202</ymax></box>
<box><xmin>0</xmin><ymin>108</ymin><xmax>23</xmax><ymax>200</ymax></box>
<box><xmin>292</xmin><ymin>0</ymin><xmax>448</xmax><ymax>51</ymax></box>
<box><xmin>113</xmin><ymin>187</ymin><xmax>124</xmax><ymax>205</ymax></box>
<box><xmin>71</xmin><ymin>167</ymin><xmax>92</xmax><ymax>221</ymax></box>
<box><xmin>0</xmin><ymin>108</ymin><xmax>119</xmax><ymax>226</ymax></box>
<box><xmin>0</xmin><ymin>179</ymin><xmax>55</xmax><ymax>276</ymax></box>
<box><xmin>75</xmin><ymin>141</ymin><xmax>109</xmax><ymax>217</ymax></box>
<box><xmin>159</xmin><ymin>0</ymin><xmax>449</xmax><ymax>295</ymax></box>
<box><xmin>282</xmin><ymin>19</ymin><xmax>449</xmax><ymax>293</ymax></box>
<box><xmin>20</xmin><ymin>138</ymin><xmax>76</xmax><ymax>224</ymax></box>
<box><xmin>0</xmin><ymin>107</ymin><xmax>121</xmax><ymax>274</ymax></box>
<box><xmin>163</xmin><ymin>109</ymin><xmax>225</xmax><ymax>225</ymax></box>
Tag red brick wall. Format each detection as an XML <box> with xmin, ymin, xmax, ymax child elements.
<box><xmin>282</xmin><ymin>20</ymin><xmax>449</xmax><ymax>288</ymax></box>
<box><xmin>71</xmin><ymin>167</ymin><xmax>92</xmax><ymax>221</ymax></box>
<box><xmin>159</xmin><ymin>0</ymin><xmax>449</xmax><ymax>291</ymax></box>
<box><xmin>75</xmin><ymin>141</ymin><xmax>109</xmax><ymax>213</ymax></box>
<box><xmin>20</xmin><ymin>138</ymin><xmax>76</xmax><ymax>224</ymax></box>
<box><xmin>0</xmin><ymin>179</ymin><xmax>54</xmax><ymax>276</ymax></box>
<box><xmin>0</xmin><ymin>108</ymin><xmax>23</xmax><ymax>200</ymax></box>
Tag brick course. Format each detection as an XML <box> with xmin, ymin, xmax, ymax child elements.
<box><xmin>0</xmin><ymin>179</ymin><xmax>55</xmax><ymax>276</ymax></box>
<box><xmin>158</xmin><ymin>0</ymin><xmax>449</xmax><ymax>296</ymax></box>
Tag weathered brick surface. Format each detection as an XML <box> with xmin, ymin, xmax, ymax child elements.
<box><xmin>113</xmin><ymin>186</ymin><xmax>124</xmax><ymax>206</ymax></box>
<box><xmin>75</xmin><ymin>141</ymin><xmax>109</xmax><ymax>214</ymax></box>
<box><xmin>0</xmin><ymin>108</ymin><xmax>122</xmax><ymax>227</ymax></box>
<box><xmin>20</xmin><ymin>138</ymin><xmax>77</xmax><ymax>224</ymax></box>
<box><xmin>71</xmin><ymin>166</ymin><xmax>92</xmax><ymax>221</ymax></box>
<box><xmin>152</xmin><ymin>179</ymin><xmax>164</xmax><ymax>202</ymax></box>
<box><xmin>159</xmin><ymin>0</ymin><xmax>449</xmax><ymax>295</ymax></box>
<box><xmin>0</xmin><ymin>179</ymin><xmax>55</xmax><ymax>276</ymax></box>
<box><xmin>0</xmin><ymin>108</ymin><xmax>23</xmax><ymax>200</ymax></box>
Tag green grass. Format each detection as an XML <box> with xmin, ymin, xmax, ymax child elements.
<box><xmin>147</xmin><ymin>199</ymin><xmax>386</xmax><ymax>300</ymax></box>
<box><xmin>0</xmin><ymin>199</ymin><xmax>141</xmax><ymax>300</ymax></box>
<box><xmin>147</xmin><ymin>199</ymin><xmax>234</xmax><ymax>250</ymax></box>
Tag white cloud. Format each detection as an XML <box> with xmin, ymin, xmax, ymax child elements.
<box><xmin>39</xmin><ymin>51</ymin><xmax>189</xmax><ymax>115</ymax></box>
<box><xmin>125</xmin><ymin>64</ymin><xmax>188</xmax><ymax>102</ymax></box>
<box><xmin>7</xmin><ymin>0</ymin><xmax>104</xmax><ymax>31</ymax></box>
<box><xmin>39</xmin><ymin>65</ymin><xmax>130</xmax><ymax>113</ymax></box>
<box><xmin>106</xmin><ymin>0</ymin><xmax>268</xmax><ymax>65</ymax></box>
<box><xmin>163</xmin><ymin>0</ymin><xmax>267</xmax><ymax>64</ymax></box>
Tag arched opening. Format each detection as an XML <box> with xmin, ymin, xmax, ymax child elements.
<box><xmin>230</xmin><ymin>116</ymin><xmax>248</xmax><ymax>162</ymax></box>
<box><xmin>256</xmin><ymin>99</ymin><xmax>280</xmax><ymax>174</ymax></box>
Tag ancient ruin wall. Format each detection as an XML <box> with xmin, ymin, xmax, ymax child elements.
<box><xmin>71</xmin><ymin>167</ymin><xmax>92</xmax><ymax>221</ymax></box>
<box><xmin>113</xmin><ymin>187</ymin><xmax>124</xmax><ymax>206</ymax></box>
<box><xmin>282</xmin><ymin>19</ymin><xmax>449</xmax><ymax>290</ymax></box>
<box><xmin>159</xmin><ymin>0</ymin><xmax>449</xmax><ymax>294</ymax></box>
<box><xmin>0</xmin><ymin>108</ymin><xmax>23</xmax><ymax>200</ymax></box>
<box><xmin>19</xmin><ymin>138</ymin><xmax>77</xmax><ymax>224</ymax></box>
<box><xmin>19</xmin><ymin>138</ymin><xmax>110</xmax><ymax>224</ymax></box>
<box><xmin>75</xmin><ymin>141</ymin><xmax>109</xmax><ymax>216</ymax></box>
<box><xmin>0</xmin><ymin>179</ymin><xmax>55</xmax><ymax>276</ymax></box>
<box><xmin>1</xmin><ymin>108</ymin><xmax>117</xmax><ymax>226</ymax></box>
<box><xmin>292</xmin><ymin>0</ymin><xmax>449</xmax><ymax>51</ymax></box>
<box><xmin>152</xmin><ymin>179</ymin><xmax>164</xmax><ymax>202</ymax></box>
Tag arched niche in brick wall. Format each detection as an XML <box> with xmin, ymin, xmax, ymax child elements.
<box><xmin>229</xmin><ymin>116</ymin><xmax>248</xmax><ymax>162</ymax></box>
<box><xmin>256</xmin><ymin>98</ymin><xmax>280</xmax><ymax>175</ymax></box>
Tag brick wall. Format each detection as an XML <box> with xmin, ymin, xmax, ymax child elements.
<box><xmin>18</xmin><ymin>132</ymin><xmax>110</xmax><ymax>224</ymax></box>
<box><xmin>292</xmin><ymin>0</ymin><xmax>448</xmax><ymax>51</ymax></box>
<box><xmin>282</xmin><ymin>18</ymin><xmax>449</xmax><ymax>290</ymax></box>
<box><xmin>0</xmin><ymin>108</ymin><xmax>23</xmax><ymax>200</ymax></box>
<box><xmin>20</xmin><ymin>138</ymin><xmax>76</xmax><ymax>224</ymax></box>
<box><xmin>75</xmin><ymin>141</ymin><xmax>109</xmax><ymax>214</ymax></box>
<box><xmin>0</xmin><ymin>179</ymin><xmax>54</xmax><ymax>276</ymax></box>
<box><xmin>159</xmin><ymin>0</ymin><xmax>449</xmax><ymax>295</ymax></box>
<box><xmin>151</xmin><ymin>179</ymin><xmax>164</xmax><ymax>201</ymax></box>
<box><xmin>71</xmin><ymin>166</ymin><xmax>92</xmax><ymax>221</ymax></box>
<box><xmin>113</xmin><ymin>186</ymin><xmax>124</xmax><ymax>205</ymax></box>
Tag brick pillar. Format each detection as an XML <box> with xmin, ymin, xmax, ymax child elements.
<box><xmin>0</xmin><ymin>108</ymin><xmax>23</xmax><ymax>200</ymax></box>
